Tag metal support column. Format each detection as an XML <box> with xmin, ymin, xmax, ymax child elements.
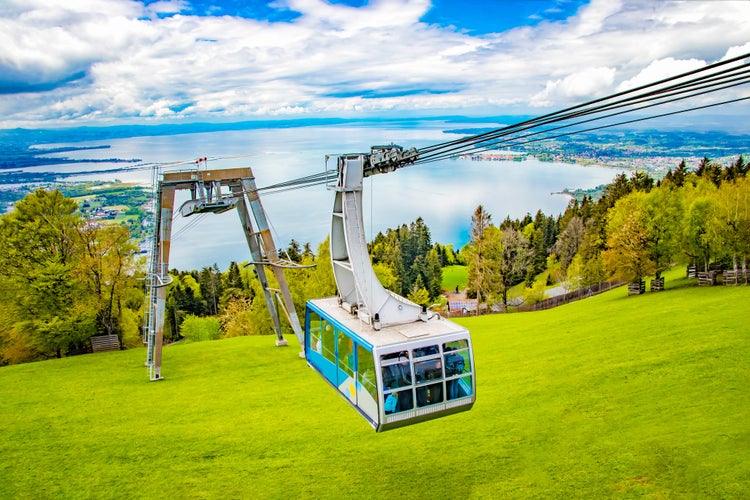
<box><xmin>231</xmin><ymin>182</ymin><xmax>287</xmax><ymax>346</ymax></box>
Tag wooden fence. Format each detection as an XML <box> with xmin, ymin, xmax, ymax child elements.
<box><xmin>518</xmin><ymin>281</ymin><xmax>625</xmax><ymax>312</ymax></box>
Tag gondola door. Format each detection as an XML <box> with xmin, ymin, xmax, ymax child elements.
<box><xmin>335</xmin><ymin>329</ymin><xmax>357</xmax><ymax>404</ymax></box>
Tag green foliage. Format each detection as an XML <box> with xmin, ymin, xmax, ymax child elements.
<box><xmin>602</xmin><ymin>191</ymin><xmax>656</xmax><ymax>282</ymax></box>
<box><xmin>566</xmin><ymin>253</ymin><xmax>586</xmax><ymax>291</ymax></box>
<box><xmin>0</xmin><ymin>277</ymin><xmax>748</xmax><ymax>498</ymax></box>
<box><xmin>0</xmin><ymin>188</ymin><xmax>140</xmax><ymax>362</ymax></box>
<box><xmin>219</xmin><ymin>297</ymin><xmax>254</xmax><ymax>338</ymax></box>
<box><xmin>468</xmin><ymin>216</ymin><xmax>534</xmax><ymax>308</ymax></box>
<box><xmin>180</xmin><ymin>315</ymin><xmax>222</xmax><ymax>343</ymax></box>
<box><xmin>708</xmin><ymin>176</ymin><xmax>750</xmax><ymax>270</ymax></box>
<box><xmin>369</xmin><ymin>218</ymin><xmax>443</xmax><ymax>301</ymax></box>
<box><xmin>522</xmin><ymin>277</ymin><xmax>547</xmax><ymax>305</ymax></box>
<box><xmin>372</xmin><ymin>262</ymin><xmax>399</xmax><ymax>292</ymax></box>
<box><xmin>406</xmin><ymin>276</ymin><xmax>430</xmax><ymax>306</ymax></box>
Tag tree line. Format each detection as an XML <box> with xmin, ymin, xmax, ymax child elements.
<box><xmin>1</xmin><ymin>155</ymin><xmax>747</xmax><ymax>363</ymax></box>
<box><xmin>163</xmin><ymin>219</ymin><xmax>453</xmax><ymax>342</ymax></box>
<box><xmin>464</xmin><ymin>156</ymin><xmax>750</xmax><ymax>311</ymax></box>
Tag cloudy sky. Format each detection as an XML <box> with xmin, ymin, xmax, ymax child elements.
<box><xmin>1</xmin><ymin>0</ymin><xmax>749</xmax><ymax>128</ymax></box>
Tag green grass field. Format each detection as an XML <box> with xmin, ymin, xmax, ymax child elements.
<box><xmin>1</xmin><ymin>270</ymin><xmax>748</xmax><ymax>498</ymax></box>
<box><xmin>442</xmin><ymin>264</ymin><xmax>468</xmax><ymax>291</ymax></box>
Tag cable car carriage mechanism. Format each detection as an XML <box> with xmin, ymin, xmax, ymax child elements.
<box><xmin>305</xmin><ymin>146</ymin><xmax>476</xmax><ymax>432</ymax></box>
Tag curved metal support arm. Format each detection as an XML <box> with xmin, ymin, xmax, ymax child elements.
<box><xmin>330</xmin><ymin>155</ymin><xmax>422</xmax><ymax>329</ymax></box>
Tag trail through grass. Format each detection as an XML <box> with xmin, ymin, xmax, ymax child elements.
<box><xmin>1</xmin><ymin>271</ymin><xmax>748</xmax><ymax>498</ymax></box>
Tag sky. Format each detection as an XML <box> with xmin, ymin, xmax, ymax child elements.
<box><xmin>1</xmin><ymin>0</ymin><xmax>749</xmax><ymax>128</ymax></box>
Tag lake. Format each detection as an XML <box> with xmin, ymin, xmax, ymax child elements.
<box><xmin>28</xmin><ymin>121</ymin><xmax>624</xmax><ymax>270</ymax></box>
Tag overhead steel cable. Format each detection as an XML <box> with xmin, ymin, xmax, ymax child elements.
<box><xmin>413</xmin><ymin>56</ymin><xmax>750</xmax><ymax>163</ymax></box>
<box><xmin>414</xmin><ymin>66</ymin><xmax>749</xmax><ymax>162</ymax></box>
<box><xmin>500</xmin><ymin>95</ymin><xmax>750</xmax><ymax>151</ymax></box>
<box><xmin>415</xmin><ymin>94</ymin><xmax>750</xmax><ymax>167</ymax></box>
<box><xmin>160</xmin><ymin>50</ymin><xmax>750</xmax><ymax>197</ymax></box>
<box><xmin>412</xmin><ymin>72</ymin><xmax>750</xmax><ymax>163</ymax></box>
<box><xmin>256</xmin><ymin>170</ymin><xmax>336</xmax><ymax>192</ymax></box>
<box><xmin>416</xmin><ymin>50</ymin><xmax>750</xmax><ymax>157</ymax></box>
<box><xmin>64</xmin><ymin>51</ymin><xmax>750</xmax><ymax>199</ymax></box>
<box><xmin>412</xmin><ymin>75</ymin><xmax>750</xmax><ymax>165</ymax></box>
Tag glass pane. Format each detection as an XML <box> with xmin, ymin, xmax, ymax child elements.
<box><xmin>307</xmin><ymin>310</ymin><xmax>322</xmax><ymax>354</ymax></box>
<box><xmin>414</xmin><ymin>359</ymin><xmax>443</xmax><ymax>384</ymax></box>
<box><xmin>384</xmin><ymin>388</ymin><xmax>414</xmax><ymax>414</ymax></box>
<box><xmin>381</xmin><ymin>350</ymin><xmax>409</xmax><ymax>362</ymax></box>
<box><xmin>443</xmin><ymin>339</ymin><xmax>468</xmax><ymax>351</ymax></box>
<box><xmin>357</xmin><ymin>344</ymin><xmax>377</xmax><ymax>401</ymax></box>
<box><xmin>416</xmin><ymin>382</ymin><xmax>443</xmax><ymax>407</ymax></box>
<box><xmin>413</xmin><ymin>345</ymin><xmax>439</xmax><ymax>358</ymax></box>
<box><xmin>321</xmin><ymin>321</ymin><xmax>335</xmax><ymax>363</ymax></box>
<box><xmin>337</xmin><ymin>332</ymin><xmax>354</xmax><ymax>377</ymax></box>
<box><xmin>446</xmin><ymin>376</ymin><xmax>473</xmax><ymax>400</ymax></box>
<box><xmin>381</xmin><ymin>361</ymin><xmax>412</xmax><ymax>390</ymax></box>
<box><xmin>444</xmin><ymin>349</ymin><xmax>470</xmax><ymax>376</ymax></box>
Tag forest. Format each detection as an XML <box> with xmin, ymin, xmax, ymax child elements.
<box><xmin>0</xmin><ymin>155</ymin><xmax>747</xmax><ymax>364</ymax></box>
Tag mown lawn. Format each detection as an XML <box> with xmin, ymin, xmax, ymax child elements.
<box><xmin>1</xmin><ymin>271</ymin><xmax>748</xmax><ymax>498</ymax></box>
<box><xmin>442</xmin><ymin>264</ymin><xmax>468</xmax><ymax>291</ymax></box>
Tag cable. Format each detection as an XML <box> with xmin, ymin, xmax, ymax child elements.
<box><xmin>414</xmin><ymin>85</ymin><xmax>750</xmax><ymax>165</ymax></box>
<box><xmin>106</xmin><ymin>51</ymin><xmax>750</xmax><ymax>198</ymax></box>
<box><xmin>246</xmin><ymin>51</ymin><xmax>750</xmax><ymax>192</ymax></box>
<box><xmin>414</xmin><ymin>58</ymin><xmax>750</xmax><ymax>163</ymax></box>
<box><xmin>418</xmin><ymin>50</ymin><xmax>750</xmax><ymax>156</ymax></box>
<box><xmin>415</xmin><ymin>94</ymin><xmax>750</xmax><ymax>166</ymax></box>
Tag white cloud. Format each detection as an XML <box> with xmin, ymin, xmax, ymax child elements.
<box><xmin>0</xmin><ymin>0</ymin><xmax>749</xmax><ymax>127</ymax></box>
<box><xmin>531</xmin><ymin>66</ymin><xmax>617</xmax><ymax>106</ymax></box>
<box><xmin>616</xmin><ymin>58</ymin><xmax>705</xmax><ymax>92</ymax></box>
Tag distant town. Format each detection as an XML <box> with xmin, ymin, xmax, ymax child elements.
<box><xmin>447</xmin><ymin>128</ymin><xmax>750</xmax><ymax>177</ymax></box>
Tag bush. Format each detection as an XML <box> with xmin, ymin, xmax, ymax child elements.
<box><xmin>179</xmin><ymin>315</ymin><xmax>222</xmax><ymax>343</ymax></box>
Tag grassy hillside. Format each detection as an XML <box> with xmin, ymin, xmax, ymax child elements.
<box><xmin>1</xmin><ymin>271</ymin><xmax>748</xmax><ymax>498</ymax></box>
<box><xmin>441</xmin><ymin>264</ymin><xmax>468</xmax><ymax>291</ymax></box>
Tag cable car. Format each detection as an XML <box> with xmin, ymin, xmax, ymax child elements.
<box><xmin>305</xmin><ymin>297</ymin><xmax>475</xmax><ymax>432</ymax></box>
<box><xmin>305</xmin><ymin>151</ymin><xmax>475</xmax><ymax>431</ymax></box>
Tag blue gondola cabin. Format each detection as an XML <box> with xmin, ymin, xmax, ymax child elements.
<box><xmin>305</xmin><ymin>297</ymin><xmax>475</xmax><ymax>432</ymax></box>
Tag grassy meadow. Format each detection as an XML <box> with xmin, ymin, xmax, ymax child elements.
<box><xmin>1</xmin><ymin>268</ymin><xmax>748</xmax><ymax>498</ymax></box>
<box><xmin>441</xmin><ymin>264</ymin><xmax>469</xmax><ymax>291</ymax></box>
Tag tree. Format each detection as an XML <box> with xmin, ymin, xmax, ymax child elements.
<box><xmin>695</xmin><ymin>156</ymin><xmax>722</xmax><ymax>186</ymax></box>
<box><xmin>602</xmin><ymin>192</ymin><xmax>655</xmax><ymax>283</ymax></box>
<box><xmin>198</xmin><ymin>264</ymin><xmax>223</xmax><ymax>316</ymax></box>
<box><xmin>600</xmin><ymin>172</ymin><xmax>633</xmax><ymax>209</ymax></box>
<box><xmin>180</xmin><ymin>315</ymin><xmax>221</xmax><ymax>342</ymax></box>
<box><xmin>680</xmin><ymin>179</ymin><xmax>718</xmax><ymax>271</ymax></box>
<box><xmin>666</xmin><ymin>159</ymin><xmax>690</xmax><ymax>188</ymax></box>
<box><xmin>643</xmin><ymin>186</ymin><xmax>682</xmax><ymax>279</ymax></box>
<box><xmin>0</xmin><ymin>189</ymin><xmax>89</xmax><ymax>359</ymax></box>
<box><xmin>425</xmin><ymin>247</ymin><xmax>443</xmax><ymax>299</ymax></box>
<box><xmin>74</xmin><ymin>223</ymin><xmax>138</xmax><ymax>340</ymax></box>
<box><xmin>286</xmin><ymin>239</ymin><xmax>302</xmax><ymax>263</ymax></box>
<box><xmin>710</xmin><ymin>177</ymin><xmax>750</xmax><ymax>272</ymax></box>
<box><xmin>566</xmin><ymin>253</ymin><xmax>586</xmax><ymax>291</ymax></box>
<box><xmin>466</xmin><ymin>205</ymin><xmax>493</xmax><ymax>312</ymax></box>
<box><xmin>406</xmin><ymin>275</ymin><xmax>430</xmax><ymax>306</ymax></box>
<box><xmin>495</xmin><ymin>228</ymin><xmax>534</xmax><ymax>309</ymax></box>
<box><xmin>373</xmin><ymin>262</ymin><xmax>399</xmax><ymax>293</ymax></box>
<box><xmin>552</xmin><ymin>216</ymin><xmax>587</xmax><ymax>272</ymax></box>
<box><xmin>224</xmin><ymin>261</ymin><xmax>244</xmax><ymax>289</ymax></box>
<box><xmin>630</xmin><ymin>170</ymin><xmax>654</xmax><ymax>192</ymax></box>
<box><xmin>219</xmin><ymin>297</ymin><xmax>254</xmax><ymax>338</ymax></box>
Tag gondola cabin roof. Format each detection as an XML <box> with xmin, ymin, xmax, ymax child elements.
<box><xmin>307</xmin><ymin>297</ymin><xmax>468</xmax><ymax>349</ymax></box>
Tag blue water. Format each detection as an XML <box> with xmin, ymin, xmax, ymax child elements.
<box><xmin>27</xmin><ymin>121</ymin><xmax>623</xmax><ymax>270</ymax></box>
